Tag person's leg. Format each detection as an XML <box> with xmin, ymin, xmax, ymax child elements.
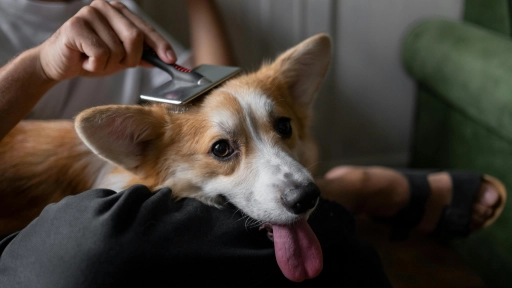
<box><xmin>315</xmin><ymin>166</ymin><xmax>504</xmax><ymax>235</ymax></box>
<box><xmin>0</xmin><ymin>184</ymin><xmax>392</xmax><ymax>287</ymax></box>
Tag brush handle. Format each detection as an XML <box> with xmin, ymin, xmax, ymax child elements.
<box><xmin>141</xmin><ymin>49</ymin><xmax>211</xmax><ymax>85</ymax></box>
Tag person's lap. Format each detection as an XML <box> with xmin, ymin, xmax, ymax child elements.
<box><xmin>0</xmin><ymin>184</ymin><xmax>391</xmax><ymax>287</ymax></box>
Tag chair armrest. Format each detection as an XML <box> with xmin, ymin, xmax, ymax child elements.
<box><xmin>402</xmin><ymin>18</ymin><xmax>512</xmax><ymax>141</ymax></box>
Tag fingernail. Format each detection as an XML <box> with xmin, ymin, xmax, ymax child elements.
<box><xmin>166</xmin><ymin>50</ymin><xmax>175</xmax><ymax>63</ymax></box>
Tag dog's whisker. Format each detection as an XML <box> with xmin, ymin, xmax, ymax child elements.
<box><xmin>244</xmin><ymin>217</ymin><xmax>251</xmax><ymax>231</ymax></box>
<box><xmin>247</xmin><ymin>219</ymin><xmax>264</xmax><ymax>229</ymax></box>
<box><xmin>243</xmin><ymin>216</ymin><xmax>264</xmax><ymax>228</ymax></box>
<box><xmin>307</xmin><ymin>161</ymin><xmax>322</xmax><ymax>171</ymax></box>
<box><xmin>235</xmin><ymin>214</ymin><xmax>250</xmax><ymax>223</ymax></box>
<box><xmin>230</xmin><ymin>208</ymin><xmax>241</xmax><ymax>218</ymax></box>
<box><xmin>231</xmin><ymin>211</ymin><xmax>241</xmax><ymax>220</ymax></box>
<box><xmin>246</xmin><ymin>218</ymin><xmax>256</xmax><ymax>228</ymax></box>
<box><xmin>244</xmin><ymin>217</ymin><xmax>264</xmax><ymax>230</ymax></box>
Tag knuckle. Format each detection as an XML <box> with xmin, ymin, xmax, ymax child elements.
<box><xmin>78</xmin><ymin>5</ymin><xmax>97</xmax><ymax>18</ymax></box>
<box><xmin>65</xmin><ymin>16</ymin><xmax>86</xmax><ymax>31</ymax></box>
<box><xmin>90</xmin><ymin>0</ymin><xmax>106</xmax><ymax>7</ymax></box>
<box><xmin>144</xmin><ymin>24</ymin><xmax>156</xmax><ymax>34</ymax></box>
<box><xmin>110</xmin><ymin>1</ymin><xmax>127</xmax><ymax>10</ymax></box>
<box><xmin>112</xmin><ymin>46</ymin><xmax>126</xmax><ymax>61</ymax></box>
<box><xmin>90</xmin><ymin>41</ymin><xmax>110</xmax><ymax>59</ymax></box>
<box><xmin>109</xmin><ymin>40</ymin><xmax>121</xmax><ymax>51</ymax></box>
<box><xmin>96</xmin><ymin>49</ymin><xmax>110</xmax><ymax>62</ymax></box>
<box><xmin>125</xmin><ymin>29</ymin><xmax>144</xmax><ymax>45</ymax></box>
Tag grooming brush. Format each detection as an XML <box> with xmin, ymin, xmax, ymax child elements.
<box><xmin>140</xmin><ymin>50</ymin><xmax>241</xmax><ymax>105</ymax></box>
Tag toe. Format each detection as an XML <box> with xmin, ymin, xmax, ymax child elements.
<box><xmin>470</xmin><ymin>181</ymin><xmax>502</xmax><ymax>231</ymax></box>
<box><xmin>473</xmin><ymin>202</ymin><xmax>493</xmax><ymax>218</ymax></box>
<box><xmin>478</xmin><ymin>182</ymin><xmax>500</xmax><ymax>207</ymax></box>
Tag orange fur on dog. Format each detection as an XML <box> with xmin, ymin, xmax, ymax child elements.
<box><xmin>0</xmin><ymin>33</ymin><xmax>332</xmax><ymax>250</ymax></box>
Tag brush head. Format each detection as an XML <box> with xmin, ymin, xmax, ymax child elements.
<box><xmin>141</xmin><ymin>64</ymin><xmax>241</xmax><ymax>105</ymax></box>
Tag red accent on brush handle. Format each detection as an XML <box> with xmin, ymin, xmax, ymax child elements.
<box><xmin>172</xmin><ymin>64</ymin><xmax>192</xmax><ymax>73</ymax></box>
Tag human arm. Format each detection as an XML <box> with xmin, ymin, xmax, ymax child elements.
<box><xmin>186</xmin><ymin>0</ymin><xmax>234</xmax><ymax>66</ymax></box>
<box><xmin>0</xmin><ymin>0</ymin><xmax>176</xmax><ymax>141</ymax></box>
<box><xmin>0</xmin><ymin>49</ymin><xmax>57</xmax><ymax>141</ymax></box>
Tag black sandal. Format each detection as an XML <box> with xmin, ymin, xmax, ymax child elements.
<box><xmin>389</xmin><ymin>170</ymin><xmax>507</xmax><ymax>241</ymax></box>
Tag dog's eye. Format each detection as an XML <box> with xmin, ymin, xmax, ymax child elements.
<box><xmin>211</xmin><ymin>140</ymin><xmax>234</xmax><ymax>158</ymax></box>
<box><xmin>275</xmin><ymin>117</ymin><xmax>292</xmax><ymax>138</ymax></box>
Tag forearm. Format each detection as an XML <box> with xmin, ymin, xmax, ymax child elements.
<box><xmin>0</xmin><ymin>47</ymin><xmax>57</xmax><ymax>141</ymax></box>
<box><xmin>186</xmin><ymin>0</ymin><xmax>234</xmax><ymax>66</ymax></box>
<box><xmin>0</xmin><ymin>1</ymin><xmax>179</xmax><ymax>142</ymax></box>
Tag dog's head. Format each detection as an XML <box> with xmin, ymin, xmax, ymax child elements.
<box><xmin>76</xmin><ymin>33</ymin><xmax>331</xmax><ymax>282</ymax></box>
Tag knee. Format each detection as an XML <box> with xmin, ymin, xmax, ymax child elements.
<box><xmin>332</xmin><ymin>165</ymin><xmax>404</xmax><ymax>196</ymax></box>
<box><xmin>324</xmin><ymin>165</ymin><xmax>370</xmax><ymax>192</ymax></box>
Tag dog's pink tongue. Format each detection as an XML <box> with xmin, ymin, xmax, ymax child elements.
<box><xmin>273</xmin><ymin>219</ymin><xmax>323</xmax><ymax>282</ymax></box>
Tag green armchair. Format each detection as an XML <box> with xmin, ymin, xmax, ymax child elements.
<box><xmin>401</xmin><ymin>3</ymin><xmax>512</xmax><ymax>288</ymax></box>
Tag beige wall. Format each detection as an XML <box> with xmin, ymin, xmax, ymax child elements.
<box><xmin>136</xmin><ymin>0</ymin><xmax>463</xmax><ymax>173</ymax></box>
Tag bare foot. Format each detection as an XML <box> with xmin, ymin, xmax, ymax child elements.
<box><xmin>415</xmin><ymin>172</ymin><xmax>503</xmax><ymax>234</ymax></box>
<box><xmin>472</xmin><ymin>181</ymin><xmax>500</xmax><ymax>229</ymax></box>
<box><xmin>316</xmin><ymin>166</ymin><xmax>505</xmax><ymax>235</ymax></box>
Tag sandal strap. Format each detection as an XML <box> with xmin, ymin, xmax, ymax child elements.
<box><xmin>390</xmin><ymin>171</ymin><xmax>431</xmax><ymax>241</ymax></box>
<box><xmin>434</xmin><ymin>172</ymin><xmax>481</xmax><ymax>238</ymax></box>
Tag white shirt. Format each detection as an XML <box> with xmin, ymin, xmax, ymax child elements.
<box><xmin>0</xmin><ymin>0</ymin><xmax>191</xmax><ymax>119</ymax></box>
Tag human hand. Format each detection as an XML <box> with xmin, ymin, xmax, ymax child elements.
<box><xmin>37</xmin><ymin>0</ymin><xmax>175</xmax><ymax>81</ymax></box>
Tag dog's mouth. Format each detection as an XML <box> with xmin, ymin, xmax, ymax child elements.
<box><xmin>221</xmin><ymin>194</ymin><xmax>323</xmax><ymax>282</ymax></box>
<box><xmin>259</xmin><ymin>223</ymin><xmax>274</xmax><ymax>241</ymax></box>
<box><xmin>259</xmin><ymin>219</ymin><xmax>323</xmax><ymax>283</ymax></box>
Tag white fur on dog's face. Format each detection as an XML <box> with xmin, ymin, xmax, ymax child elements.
<box><xmin>75</xmin><ymin>33</ymin><xmax>332</xmax><ymax>225</ymax></box>
<box><xmin>171</xmin><ymin>88</ymin><xmax>315</xmax><ymax>224</ymax></box>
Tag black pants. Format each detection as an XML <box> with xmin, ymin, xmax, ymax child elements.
<box><xmin>0</xmin><ymin>185</ymin><xmax>391</xmax><ymax>287</ymax></box>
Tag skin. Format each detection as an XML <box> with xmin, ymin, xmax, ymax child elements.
<box><xmin>187</xmin><ymin>0</ymin><xmax>234</xmax><ymax>66</ymax></box>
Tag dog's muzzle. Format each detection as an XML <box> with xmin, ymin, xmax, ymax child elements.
<box><xmin>281</xmin><ymin>182</ymin><xmax>320</xmax><ymax>215</ymax></box>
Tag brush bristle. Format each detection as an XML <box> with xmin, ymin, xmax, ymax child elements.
<box><xmin>166</xmin><ymin>104</ymin><xmax>189</xmax><ymax>114</ymax></box>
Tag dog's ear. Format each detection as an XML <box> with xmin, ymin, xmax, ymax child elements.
<box><xmin>272</xmin><ymin>33</ymin><xmax>332</xmax><ymax>110</ymax></box>
<box><xmin>75</xmin><ymin>105</ymin><xmax>166</xmax><ymax>175</ymax></box>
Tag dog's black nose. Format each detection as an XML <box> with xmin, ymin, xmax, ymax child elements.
<box><xmin>281</xmin><ymin>182</ymin><xmax>320</xmax><ymax>215</ymax></box>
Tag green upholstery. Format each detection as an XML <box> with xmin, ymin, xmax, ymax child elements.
<box><xmin>464</xmin><ymin>0</ymin><xmax>512</xmax><ymax>36</ymax></box>
<box><xmin>402</xmin><ymin>17</ymin><xmax>512</xmax><ymax>288</ymax></box>
<box><xmin>403</xmin><ymin>20</ymin><xmax>512</xmax><ymax>141</ymax></box>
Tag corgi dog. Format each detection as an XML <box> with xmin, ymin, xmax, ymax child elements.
<box><xmin>0</xmin><ymin>33</ymin><xmax>332</xmax><ymax>282</ymax></box>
